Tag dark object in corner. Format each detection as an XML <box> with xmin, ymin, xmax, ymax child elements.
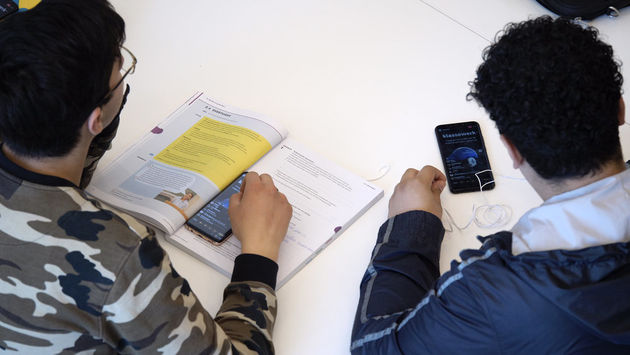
<box><xmin>0</xmin><ymin>0</ymin><xmax>18</xmax><ymax>21</ymax></box>
<box><xmin>536</xmin><ymin>0</ymin><xmax>630</xmax><ymax>20</ymax></box>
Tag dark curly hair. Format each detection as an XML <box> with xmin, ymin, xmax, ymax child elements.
<box><xmin>468</xmin><ymin>16</ymin><xmax>623</xmax><ymax>179</ymax></box>
<box><xmin>0</xmin><ymin>0</ymin><xmax>125</xmax><ymax>158</ymax></box>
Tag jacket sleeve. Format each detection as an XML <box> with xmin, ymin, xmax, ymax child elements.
<box><xmin>100</xmin><ymin>234</ymin><xmax>278</xmax><ymax>355</ymax></box>
<box><xmin>351</xmin><ymin>210</ymin><xmax>497</xmax><ymax>354</ymax></box>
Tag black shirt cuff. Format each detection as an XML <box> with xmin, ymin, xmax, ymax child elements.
<box><xmin>231</xmin><ymin>254</ymin><xmax>279</xmax><ymax>290</ymax></box>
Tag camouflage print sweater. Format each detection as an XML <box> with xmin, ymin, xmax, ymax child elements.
<box><xmin>0</xmin><ymin>149</ymin><xmax>279</xmax><ymax>354</ymax></box>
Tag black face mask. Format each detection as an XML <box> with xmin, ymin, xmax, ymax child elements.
<box><xmin>79</xmin><ymin>84</ymin><xmax>131</xmax><ymax>189</ymax></box>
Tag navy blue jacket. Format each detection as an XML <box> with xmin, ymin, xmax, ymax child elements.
<box><xmin>351</xmin><ymin>211</ymin><xmax>630</xmax><ymax>354</ymax></box>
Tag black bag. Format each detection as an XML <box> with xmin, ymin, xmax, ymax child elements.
<box><xmin>536</xmin><ymin>0</ymin><xmax>630</xmax><ymax>19</ymax></box>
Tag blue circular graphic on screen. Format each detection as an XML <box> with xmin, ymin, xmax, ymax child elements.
<box><xmin>448</xmin><ymin>147</ymin><xmax>478</xmax><ymax>161</ymax></box>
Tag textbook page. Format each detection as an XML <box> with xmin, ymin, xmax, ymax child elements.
<box><xmin>87</xmin><ymin>94</ymin><xmax>287</xmax><ymax>234</ymax></box>
<box><xmin>167</xmin><ymin>137</ymin><xmax>384</xmax><ymax>288</ymax></box>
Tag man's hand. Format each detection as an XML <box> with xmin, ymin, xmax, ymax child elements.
<box><xmin>228</xmin><ymin>172</ymin><xmax>293</xmax><ymax>262</ymax></box>
<box><xmin>388</xmin><ymin>166</ymin><xmax>446</xmax><ymax>219</ymax></box>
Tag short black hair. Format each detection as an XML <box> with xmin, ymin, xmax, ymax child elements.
<box><xmin>468</xmin><ymin>16</ymin><xmax>623</xmax><ymax>179</ymax></box>
<box><xmin>0</xmin><ymin>0</ymin><xmax>125</xmax><ymax>157</ymax></box>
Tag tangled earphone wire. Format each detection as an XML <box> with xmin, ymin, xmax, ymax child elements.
<box><xmin>365</xmin><ymin>165</ymin><xmax>524</xmax><ymax>232</ymax></box>
<box><xmin>442</xmin><ymin>169</ymin><xmax>521</xmax><ymax>232</ymax></box>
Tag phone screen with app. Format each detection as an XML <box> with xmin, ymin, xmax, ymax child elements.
<box><xmin>185</xmin><ymin>172</ymin><xmax>246</xmax><ymax>244</ymax></box>
<box><xmin>435</xmin><ymin>121</ymin><xmax>494</xmax><ymax>193</ymax></box>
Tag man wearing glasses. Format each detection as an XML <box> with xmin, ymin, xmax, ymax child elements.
<box><xmin>0</xmin><ymin>0</ymin><xmax>291</xmax><ymax>353</ymax></box>
<box><xmin>79</xmin><ymin>45</ymin><xmax>136</xmax><ymax>189</ymax></box>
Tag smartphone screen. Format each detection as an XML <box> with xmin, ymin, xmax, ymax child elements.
<box><xmin>435</xmin><ymin>121</ymin><xmax>494</xmax><ymax>193</ymax></box>
<box><xmin>185</xmin><ymin>173</ymin><xmax>246</xmax><ymax>244</ymax></box>
<box><xmin>0</xmin><ymin>0</ymin><xmax>18</xmax><ymax>20</ymax></box>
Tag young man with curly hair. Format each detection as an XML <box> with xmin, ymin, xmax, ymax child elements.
<box><xmin>351</xmin><ymin>16</ymin><xmax>630</xmax><ymax>353</ymax></box>
<box><xmin>0</xmin><ymin>1</ymin><xmax>291</xmax><ymax>353</ymax></box>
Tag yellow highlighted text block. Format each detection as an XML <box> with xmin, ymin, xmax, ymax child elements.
<box><xmin>154</xmin><ymin>117</ymin><xmax>271</xmax><ymax>189</ymax></box>
<box><xmin>19</xmin><ymin>0</ymin><xmax>41</xmax><ymax>10</ymax></box>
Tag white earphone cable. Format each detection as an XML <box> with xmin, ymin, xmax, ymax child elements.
<box><xmin>442</xmin><ymin>169</ymin><xmax>520</xmax><ymax>232</ymax></box>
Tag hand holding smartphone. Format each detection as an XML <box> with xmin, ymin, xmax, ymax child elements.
<box><xmin>185</xmin><ymin>173</ymin><xmax>247</xmax><ymax>244</ymax></box>
<box><xmin>228</xmin><ymin>172</ymin><xmax>293</xmax><ymax>262</ymax></box>
<box><xmin>435</xmin><ymin>121</ymin><xmax>495</xmax><ymax>193</ymax></box>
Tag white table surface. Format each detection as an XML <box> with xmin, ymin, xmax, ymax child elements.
<box><xmin>104</xmin><ymin>1</ymin><xmax>630</xmax><ymax>353</ymax></box>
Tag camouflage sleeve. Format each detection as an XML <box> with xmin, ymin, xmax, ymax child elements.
<box><xmin>100</xmin><ymin>234</ymin><xmax>277</xmax><ymax>354</ymax></box>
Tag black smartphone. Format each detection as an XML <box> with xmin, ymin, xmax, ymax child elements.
<box><xmin>185</xmin><ymin>172</ymin><xmax>247</xmax><ymax>244</ymax></box>
<box><xmin>435</xmin><ymin>121</ymin><xmax>495</xmax><ymax>193</ymax></box>
<box><xmin>0</xmin><ymin>0</ymin><xmax>18</xmax><ymax>21</ymax></box>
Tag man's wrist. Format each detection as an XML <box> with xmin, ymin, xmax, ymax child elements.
<box><xmin>388</xmin><ymin>207</ymin><xmax>442</xmax><ymax>220</ymax></box>
<box><xmin>231</xmin><ymin>253</ymin><xmax>279</xmax><ymax>289</ymax></box>
<box><xmin>240</xmin><ymin>243</ymin><xmax>279</xmax><ymax>263</ymax></box>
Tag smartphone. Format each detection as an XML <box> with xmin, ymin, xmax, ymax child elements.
<box><xmin>0</xmin><ymin>0</ymin><xmax>18</xmax><ymax>21</ymax></box>
<box><xmin>435</xmin><ymin>121</ymin><xmax>495</xmax><ymax>193</ymax></box>
<box><xmin>185</xmin><ymin>172</ymin><xmax>247</xmax><ymax>244</ymax></box>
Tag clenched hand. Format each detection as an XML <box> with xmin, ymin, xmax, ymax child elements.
<box><xmin>388</xmin><ymin>166</ymin><xmax>446</xmax><ymax>219</ymax></box>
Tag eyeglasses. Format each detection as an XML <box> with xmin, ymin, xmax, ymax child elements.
<box><xmin>97</xmin><ymin>46</ymin><xmax>137</xmax><ymax>106</ymax></box>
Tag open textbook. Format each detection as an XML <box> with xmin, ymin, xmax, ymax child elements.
<box><xmin>87</xmin><ymin>93</ymin><xmax>383</xmax><ymax>287</ymax></box>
